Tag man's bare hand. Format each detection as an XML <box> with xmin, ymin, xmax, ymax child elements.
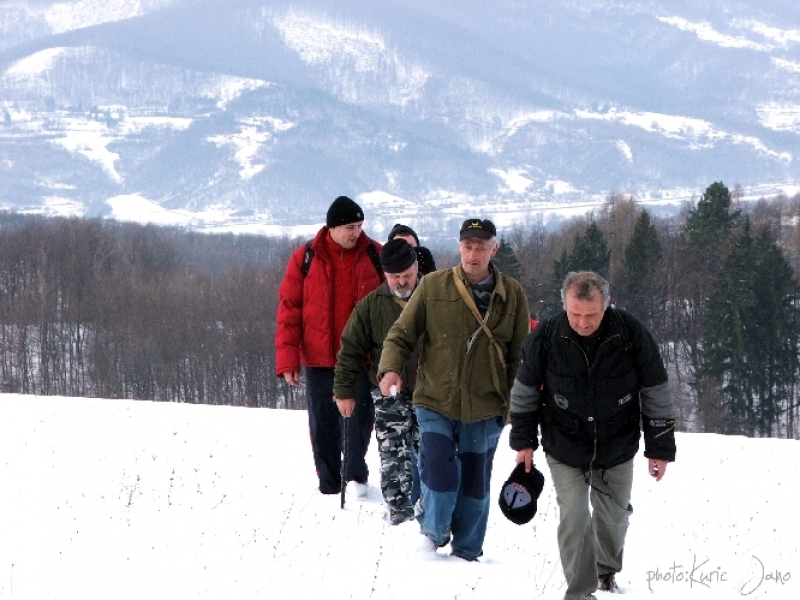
<box><xmin>648</xmin><ymin>458</ymin><xmax>668</xmax><ymax>481</ymax></box>
<box><xmin>515</xmin><ymin>448</ymin><xmax>535</xmax><ymax>473</ymax></box>
<box><xmin>334</xmin><ymin>397</ymin><xmax>355</xmax><ymax>417</ymax></box>
<box><xmin>282</xmin><ymin>371</ymin><xmax>300</xmax><ymax>386</ymax></box>
<box><xmin>379</xmin><ymin>372</ymin><xmax>402</xmax><ymax>397</ymax></box>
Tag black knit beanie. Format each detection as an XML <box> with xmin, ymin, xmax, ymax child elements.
<box><xmin>388</xmin><ymin>223</ymin><xmax>420</xmax><ymax>246</ymax></box>
<box><xmin>380</xmin><ymin>239</ymin><xmax>418</xmax><ymax>274</ymax></box>
<box><xmin>326</xmin><ymin>196</ymin><xmax>364</xmax><ymax>228</ymax></box>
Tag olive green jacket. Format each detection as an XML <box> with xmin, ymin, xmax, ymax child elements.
<box><xmin>333</xmin><ymin>280</ymin><xmax>419</xmax><ymax>399</ymax></box>
<box><xmin>378</xmin><ymin>264</ymin><xmax>530</xmax><ymax>423</ymax></box>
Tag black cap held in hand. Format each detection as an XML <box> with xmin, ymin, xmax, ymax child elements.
<box><xmin>326</xmin><ymin>196</ymin><xmax>364</xmax><ymax>228</ymax></box>
<box><xmin>498</xmin><ymin>463</ymin><xmax>545</xmax><ymax>525</ymax></box>
<box><xmin>380</xmin><ymin>238</ymin><xmax>417</xmax><ymax>274</ymax></box>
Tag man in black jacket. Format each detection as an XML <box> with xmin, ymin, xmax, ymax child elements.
<box><xmin>509</xmin><ymin>271</ymin><xmax>676</xmax><ymax>600</ymax></box>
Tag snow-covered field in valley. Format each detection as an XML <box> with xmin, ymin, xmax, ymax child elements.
<box><xmin>0</xmin><ymin>393</ymin><xmax>797</xmax><ymax>599</ymax></box>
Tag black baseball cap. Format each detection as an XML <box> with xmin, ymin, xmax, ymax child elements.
<box><xmin>498</xmin><ymin>463</ymin><xmax>546</xmax><ymax>525</ymax></box>
<box><xmin>459</xmin><ymin>218</ymin><xmax>497</xmax><ymax>241</ymax></box>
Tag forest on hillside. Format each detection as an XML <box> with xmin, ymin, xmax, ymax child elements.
<box><xmin>1</xmin><ymin>181</ymin><xmax>799</xmax><ymax>438</ymax></box>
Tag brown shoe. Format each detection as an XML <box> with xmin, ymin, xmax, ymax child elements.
<box><xmin>598</xmin><ymin>573</ymin><xmax>620</xmax><ymax>593</ymax></box>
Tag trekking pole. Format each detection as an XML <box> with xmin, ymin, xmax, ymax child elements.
<box><xmin>340</xmin><ymin>415</ymin><xmax>349</xmax><ymax>509</ymax></box>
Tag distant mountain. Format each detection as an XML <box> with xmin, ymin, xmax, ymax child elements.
<box><xmin>1</xmin><ymin>0</ymin><xmax>798</xmax><ymax>239</ymax></box>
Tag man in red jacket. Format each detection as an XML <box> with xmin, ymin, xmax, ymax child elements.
<box><xmin>276</xmin><ymin>196</ymin><xmax>383</xmax><ymax>495</ymax></box>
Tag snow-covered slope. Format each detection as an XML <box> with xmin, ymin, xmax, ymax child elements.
<box><xmin>0</xmin><ymin>392</ymin><xmax>797</xmax><ymax>599</ymax></box>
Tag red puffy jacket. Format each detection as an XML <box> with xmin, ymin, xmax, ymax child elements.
<box><xmin>275</xmin><ymin>227</ymin><xmax>383</xmax><ymax>375</ymax></box>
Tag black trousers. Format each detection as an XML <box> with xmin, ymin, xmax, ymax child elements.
<box><xmin>305</xmin><ymin>366</ymin><xmax>375</xmax><ymax>493</ymax></box>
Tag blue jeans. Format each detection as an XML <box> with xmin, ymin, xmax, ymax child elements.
<box><xmin>306</xmin><ymin>366</ymin><xmax>374</xmax><ymax>493</ymax></box>
<box><xmin>411</xmin><ymin>450</ymin><xmax>421</xmax><ymax>505</ymax></box>
<box><xmin>415</xmin><ymin>407</ymin><xmax>504</xmax><ymax>561</ymax></box>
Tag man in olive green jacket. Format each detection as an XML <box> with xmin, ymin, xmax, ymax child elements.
<box><xmin>378</xmin><ymin>218</ymin><xmax>530</xmax><ymax>562</ymax></box>
<box><xmin>333</xmin><ymin>238</ymin><xmax>422</xmax><ymax>523</ymax></box>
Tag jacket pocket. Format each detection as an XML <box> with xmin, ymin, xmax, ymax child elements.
<box><xmin>598</xmin><ymin>394</ymin><xmax>640</xmax><ymax>444</ymax></box>
<box><xmin>542</xmin><ymin>402</ymin><xmax>581</xmax><ymax>437</ymax></box>
<box><xmin>595</xmin><ymin>369</ymin><xmax>638</xmax><ymax>399</ymax></box>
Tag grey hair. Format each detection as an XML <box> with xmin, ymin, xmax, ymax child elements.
<box><xmin>560</xmin><ymin>271</ymin><xmax>611</xmax><ymax>309</ymax></box>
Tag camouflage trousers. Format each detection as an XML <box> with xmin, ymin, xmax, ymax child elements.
<box><xmin>372</xmin><ymin>389</ymin><xmax>419</xmax><ymax>524</ymax></box>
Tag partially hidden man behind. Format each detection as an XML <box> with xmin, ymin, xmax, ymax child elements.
<box><xmin>509</xmin><ymin>271</ymin><xmax>676</xmax><ymax>600</ymax></box>
<box><xmin>276</xmin><ymin>196</ymin><xmax>382</xmax><ymax>495</ymax></box>
<box><xmin>378</xmin><ymin>218</ymin><xmax>530</xmax><ymax>561</ymax></box>
<box><xmin>333</xmin><ymin>238</ymin><xmax>422</xmax><ymax>525</ymax></box>
<box><xmin>387</xmin><ymin>223</ymin><xmax>437</xmax><ymax>276</ymax></box>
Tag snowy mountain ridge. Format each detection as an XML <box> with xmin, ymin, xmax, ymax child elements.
<box><xmin>0</xmin><ymin>0</ymin><xmax>798</xmax><ymax>238</ymax></box>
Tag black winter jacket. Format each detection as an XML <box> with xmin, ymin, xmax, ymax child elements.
<box><xmin>415</xmin><ymin>246</ymin><xmax>437</xmax><ymax>276</ymax></box>
<box><xmin>509</xmin><ymin>308</ymin><xmax>676</xmax><ymax>471</ymax></box>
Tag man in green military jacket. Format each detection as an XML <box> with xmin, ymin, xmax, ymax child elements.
<box><xmin>378</xmin><ymin>218</ymin><xmax>530</xmax><ymax>561</ymax></box>
<box><xmin>334</xmin><ymin>238</ymin><xmax>422</xmax><ymax>523</ymax></box>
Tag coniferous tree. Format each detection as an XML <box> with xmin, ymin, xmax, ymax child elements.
<box><xmin>698</xmin><ymin>218</ymin><xmax>758</xmax><ymax>433</ymax></box>
<box><xmin>699</xmin><ymin>218</ymin><xmax>800</xmax><ymax>436</ymax></box>
<box><xmin>685</xmin><ymin>181</ymin><xmax>741</xmax><ymax>249</ymax></box>
<box><xmin>620</xmin><ymin>209</ymin><xmax>663</xmax><ymax>329</ymax></box>
<box><xmin>570</xmin><ymin>222</ymin><xmax>611</xmax><ymax>276</ymax></box>
<box><xmin>549</xmin><ymin>222</ymin><xmax>611</xmax><ymax>313</ymax></box>
<box><xmin>677</xmin><ymin>181</ymin><xmax>742</xmax><ymax>413</ymax></box>
<box><xmin>748</xmin><ymin>227</ymin><xmax>800</xmax><ymax>436</ymax></box>
<box><xmin>492</xmin><ymin>237</ymin><xmax>522</xmax><ymax>280</ymax></box>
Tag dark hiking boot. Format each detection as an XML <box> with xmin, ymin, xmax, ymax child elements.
<box><xmin>598</xmin><ymin>573</ymin><xmax>620</xmax><ymax>593</ymax></box>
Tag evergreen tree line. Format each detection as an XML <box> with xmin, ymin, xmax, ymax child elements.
<box><xmin>1</xmin><ymin>181</ymin><xmax>799</xmax><ymax>439</ymax></box>
<box><xmin>500</xmin><ymin>182</ymin><xmax>800</xmax><ymax>439</ymax></box>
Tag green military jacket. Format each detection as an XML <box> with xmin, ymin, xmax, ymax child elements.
<box><xmin>378</xmin><ymin>264</ymin><xmax>530</xmax><ymax>423</ymax></box>
<box><xmin>333</xmin><ymin>280</ymin><xmax>418</xmax><ymax>399</ymax></box>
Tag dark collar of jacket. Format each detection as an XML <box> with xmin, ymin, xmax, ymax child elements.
<box><xmin>552</xmin><ymin>307</ymin><xmax>619</xmax><ymax>345</ymax></box>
